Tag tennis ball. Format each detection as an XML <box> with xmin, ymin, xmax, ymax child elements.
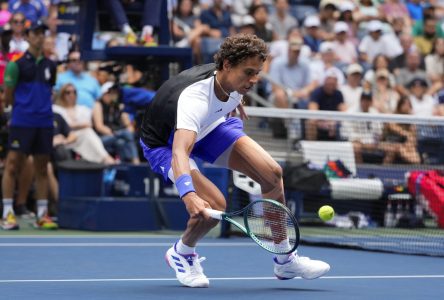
<box><xmin>318</xmin><ymin>205</ymin><xmax>335</xmax><ymax>221</ymax></box>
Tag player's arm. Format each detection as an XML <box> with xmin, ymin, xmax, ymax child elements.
<box><xmin>3</xmin><ymin>61</ymin><xmax>19</xmax><ymax>106</ymax></box>
<box><xmin>172</xmin><ymin>129</ymin><xmax>209</xmax><ymax>219</ymax></box>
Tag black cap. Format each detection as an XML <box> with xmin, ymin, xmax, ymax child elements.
<box><xmin>26</xmin><ymin>20</ymin><xmax>48</xmax><ymax>33</ymax></box>
<box><xmin>408</xmin><ymin>77</ymin><xmax>428</xmax><ymax>88</ymax></box>
<box><xmin>361</xmin><ymin>91</ymin><xmax>373</xmax><ymax>100</ymax></box>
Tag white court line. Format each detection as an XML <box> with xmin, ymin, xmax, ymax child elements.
<box><xmin>0</xmin><ymin>275</ymin><xmax>443</xmax><ymax>284</ymax></box>
<box><xmin>0</xmin><ymin>235</ymin><xmax>179</xmax><ymax>239</ymax></box>
<box><xmin>0</xmin><ymin>242</ymin><xmax>256</xmax><ymax>247</ymax></box>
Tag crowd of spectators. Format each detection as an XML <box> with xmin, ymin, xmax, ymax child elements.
<box><xmin>1</xmin><ymin>0</ymin><xmax>444</xmax><ymax>228</ymax></box>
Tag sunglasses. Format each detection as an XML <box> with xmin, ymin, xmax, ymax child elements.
<box><xmin>64</xmin><ymin>90</ymin><xmax>77</xmax><ymax>95</ymax></box>
<box><xmin>68</xmin><ymin>58</ymin><xmax>81</xmax><ymax>63</ymax></box>
<box><xmin>12</xmin><ymin>19</ymin><xmax>25</xmax><ymax>24</ymax></box>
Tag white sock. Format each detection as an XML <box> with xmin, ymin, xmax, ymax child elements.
<box><xmin>2</xmin><ymin>199</ymin><xmax>14</xmax><ymax>219</ymax></box>
<box><xmin>176</xmin><ymin>239</ymin><xmax>196</xmax><ymax>255</ymax></box>
<box><xmin>122</xmin><ymin>23</ymin><xmax>133</xmax><ymax>35</ymax></box>
<box><xmin>142</xmin><ymin>25</ymin><xmax>154</xmax><ymax>37</ymax></box>
<box><xmin>37</xmin><ymin>199</ymin><xmax>48</xmax><ymax>218</ymax></box>
<box><xmin>275</xmin><ymin>239</ymin><xmax>293</xmax><ymax>263</ymax></box>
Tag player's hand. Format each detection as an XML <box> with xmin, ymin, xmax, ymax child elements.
<box><xmin>182</xmin><ymin>193</ymin><xmax>211</xmax><ymax>220</ymax></box>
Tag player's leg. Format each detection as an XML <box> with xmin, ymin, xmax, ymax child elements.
<box><xmin>227</xmin><ymin>135</ymin><xmax>330</xmax><ymax>280</ymax></box>
<box><xmin>140</xmin><ymin>141</ymin><xmax>215</xmax><ymax>287</ymax></box>
<box><xmin>165</xmin><ymin>160</ymin><xmax>225</xmax><ymax>288</ymax></box>
<box><xmin>228</xmin><ymin>135</ymin><xmax>285</xmax><ymax>204</ymax></box>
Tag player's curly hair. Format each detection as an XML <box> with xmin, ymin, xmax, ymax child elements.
<box><xmin>214</xmin><ymin>34</ymin><xmax>268</xmax><ymax>70</ymax></box>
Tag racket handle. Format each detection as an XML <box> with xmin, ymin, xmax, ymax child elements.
<box><xmin>205</xmin><ymin>208</ymin><xmax>223</xmax><ymax>220</ymax></box>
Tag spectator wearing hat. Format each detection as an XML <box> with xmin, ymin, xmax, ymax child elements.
<box><xmin>358</xmin><ymin>20</ymin><xmax>402</xmax><ymax>61</ymax></box>
<box><xmin>407</xmin><ymin>77</ymin><xmax>439</xmax><ymax>117</ymax></box>
<box><xmin>269</xmin><ymin>0</ymin><xmax>298</xmax><ymax>40</ymax></box>
<box><xmin>306</xmin><ymin>68</ymin><xmax>346</xmax><ymax>141</ymax></box>
<box><xmin>372</xmin><ymin>68</ymin><xmax>400</xmax><ymax>114</ymax></box>
<box><xmin>302</xmin><ymin>15</ymin><xmax>323</xmax><ymax>53</ymax></box>
<box><xmin>268</xmin><ymin>37</ymin><xmax>314</xmax><ymax>109</ymax></box>
<box><xmin>237</xmin><ymin>15</ymin><xmax>257</xmax><ymax>35</ymax></box>
<box><xmin>342</xmin><ymin>91</ymin><xmax>400</xmax><ymax>165</ymax></box>
<box><xmin>340</xmin><ymin>63</ymin><xmax>363</xmax><ymax>111</ymax></box>
<box><xmin>331</xmin><ymin>21</ymin><xmax>357</xmax><ymax>65</ymax></box>
<box><xmin>395</xmin><ymin>50</ymin><xmax>430</xmax><ymax>97</ymax></box>
<box><xmin>310</xmin><ymin>41</ymin><xmax>345</xmax><ymax>87</ymax></box>
<box><xmin>92</xmin><ymin>82</ymin><xmax>140</xmax><ymax>164</ymax></box>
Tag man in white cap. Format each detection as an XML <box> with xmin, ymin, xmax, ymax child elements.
<box><xmin>303</xmin><ymin>15</ymin><xmax>322</xmax><ymax>53</ymax></box>
<box><xmin>306</xmin><ymin>67</ymin><xmax>346</xmax><ymax>141</ymax></box>
<box><xmin>340</xmin><ymin>63</ymin><xmax>364</xmax><ymax>111</ymax></box>
<box><xmin>358</xmin><ymin>20</ymin><xmax>402</xmax><ymax>61</ymax></box>
<box><xmin>309</xmin><ymin>41</ymin><xmax>345</xmax><ymax>87</ymax></box>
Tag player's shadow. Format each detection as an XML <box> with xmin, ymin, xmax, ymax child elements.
<box><xmin>136</xmin><ymin>284</ymin><xmax>329</xmax><ymax>296</ymax></box>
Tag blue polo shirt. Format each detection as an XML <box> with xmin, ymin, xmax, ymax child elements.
<box><xmin>55</xmin><ymin>70</ymin><xmax>101</xmax><ymax>109</ymax></box>
<box><xmin>4</xmin><ymin>51</ymin><xmax>57</xmax><ymax>127</ymax></box>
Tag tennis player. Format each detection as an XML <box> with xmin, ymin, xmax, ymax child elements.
<box><xmin>140</xmin><ymin>34</ymin><xmax>330</xmax><ymax>288</ymax></box>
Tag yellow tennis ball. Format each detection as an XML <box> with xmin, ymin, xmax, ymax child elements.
<box><xmin>318</xmin><ymin>205</ymin><xmax>335</xmax><ymax>221</ymax></box>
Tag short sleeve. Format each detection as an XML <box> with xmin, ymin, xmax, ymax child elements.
<box><xmin>4</xmin><ymin>61</ymin><xmax>19</xmax><ymax>88</ymax></box>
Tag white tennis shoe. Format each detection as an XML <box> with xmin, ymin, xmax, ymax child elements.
<box><xmin>274</xmin><ymin>253</ymin><xmax>330</xmax><ymax>280</ymax></box>
<box><xmin>165</xmin><ymin>245</ymin><xmax>210</xmax><ymax>288</ymax></box>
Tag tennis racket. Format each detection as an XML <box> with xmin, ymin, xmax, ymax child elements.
<box><xmin>205</xmin><ymin>199</ymin><xmax>300</xmax><ymax>254</ymax></box>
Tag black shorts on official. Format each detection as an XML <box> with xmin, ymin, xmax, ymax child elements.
<box><xmin>8</xmin><ymin>127</ymin><xmax>53</xmax><ymax>155</ymax></box>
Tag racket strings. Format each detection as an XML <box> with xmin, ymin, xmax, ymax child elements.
<box><xmin>246</xmin><ymin>201</ymin><xmax>298</xmax><ymax>254</ymax></box>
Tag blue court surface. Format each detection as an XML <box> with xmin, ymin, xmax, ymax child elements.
<box><xmin>0</xmin><ymin>235</ymin><xmax>443</xmax><ymax>300</ymax></box>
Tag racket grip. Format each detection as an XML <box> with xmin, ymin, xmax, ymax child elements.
<box><xmin>205</xmin><ymin>208</ymin><xmax>223</xmax><ymax>220</ymax></box>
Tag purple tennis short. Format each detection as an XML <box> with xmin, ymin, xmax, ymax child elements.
<box><xmin>140</xmin><ymin>117</ymin><xmax>245</xmax><ymax>181</ymax></box>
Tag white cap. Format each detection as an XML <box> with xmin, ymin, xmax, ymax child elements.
<box><xmin>334</xmin><ymin>21</ymin><xmax>349</xmax><ymax>33</ymax></box>
<box><xmin>346</xmin><ymin>63</ymin><xmax>363</xmax><ymax>75</ymax></box>
<box><xmin>304</xmin><ymin>15</ymin><xmax>320</xmax><ymax>28</ymax></box>
<box><xmin>101</xmin><ymin>81</ymin><xmax>115</xmax><ymax>95</ymax></box>
<box><xmin>319</xmin><ymin>41</ymin><xmax>335</xmax><ymax>53</ymax></box>
<box><xmin>240</xmin><ymin>15</ymin><xmax>255</xmax><ymax>27</ymax></box>
<box><xmin>324</xmin><ymin>67</ymin><xmax>343</xmax><ymax>80</ymax></box>
<box><xmin>367</xmin><ymin>20</ymin><xmax>383</xmax><ymax>32</ymax></box>
<box><xmin>339</xmin><ymin>1</ymin><xmax>355</xmax><ymax>12</ymax></box>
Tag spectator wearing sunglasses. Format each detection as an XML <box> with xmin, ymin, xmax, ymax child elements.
<box><xmin>55</xmin><ymin>50</ymin><xmax>102</xmax><ymax>110</ymax></box>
